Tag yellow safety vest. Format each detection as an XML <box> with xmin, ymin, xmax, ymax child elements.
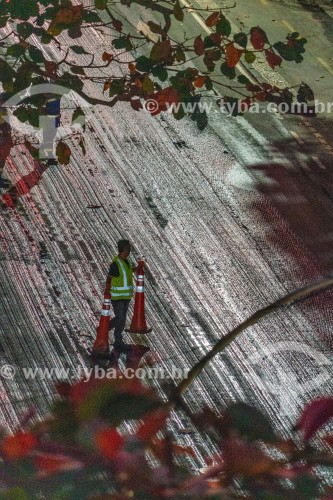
<box><xmin>110</xmin><ymin>256</ymin><xmax>134</xmax><ymax>300</ymax></box>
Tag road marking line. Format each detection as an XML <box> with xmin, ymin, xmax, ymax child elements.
<box><xmin>179</xmin><ymin>0</ymin><xmax>257</xmax><ymax>84</ymax></box>
<box><xmin>317</xmin><ymin>57</ymin><xmax>333</xmax><ymax>76</ymax></box>
<box><xmin>282</xmin><ymin>20</ymin><xmax>296</xmax><ymax>32</ymax></box>
<box><xmin>289</xmin><ymin>130</ymin><xmax>304</xmax><ymax>144</ymax></box>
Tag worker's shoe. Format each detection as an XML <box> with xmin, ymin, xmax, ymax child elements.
<box><xmin>113</xmin><ymin>340</ymin><xmax>132</xmax><ymax>353</ymax></box>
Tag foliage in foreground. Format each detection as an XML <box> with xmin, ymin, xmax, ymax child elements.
<box><xmin>2</xmin><ymin>281</ymin><xmax>333</xmax><ymax>498</ymax></box>
<box><xmin>1</xmin><ymin>373</ymin><xmax>333</xmax><ymax>499</ymax></box>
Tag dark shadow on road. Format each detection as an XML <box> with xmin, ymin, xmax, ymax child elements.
<box><xmin>248</xmin><ymin>135</ymin><xmax>333</xmax><ymax>345</ymax></box>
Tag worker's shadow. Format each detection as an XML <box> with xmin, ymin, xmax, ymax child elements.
<box><xmin>90</xmin><ymin>344</ymin><xmax>150</xmax><ymax>370</ymax></box>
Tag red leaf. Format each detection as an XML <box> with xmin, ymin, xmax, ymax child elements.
<box><xmin>102</xmin><ymin>52</ymin><xmax>113</xmax><ymax>62</ymax></box>
<box><xmin>205</xmin><ymin>12</ymin><xmax>220</xmax><ymax>27</ymax></box>
<box><xmin>112</xmin><ymin>19</ymin><xmax>123</xmax><ymax>32</ymax></box>
<box><xmin>2</xmin><ymin>431</ymin><xmax>37</xmax><ymax>460</ymax></box>
<box><xmin>294</xmin><ymin>397</ymin><xmax>333</xmax><ymax>441</ymax></box>
<box><xmin>223</xmin><ymin>438</ymin><xmax>278</xmax><ymax>478</ymax></box>
<box><xmin>136</xmin><ymin>408</ymin><xmax>170</xmax><ymax>441</ymax></box>
<box><xmin>250</xmin><ymin>27</ymin><xmax>268</xmax><ymax>50</ymax></box>
<box><xmin>194</xmin><ymin>75</ymin><xmax>207</xmax><ymax>88</ymax></box>
<box><xmin>130</xmin><ymin>99</ymin><xmax>143</xmax><ymax>111</ymax></box>
<box><xmin>194</xmin><ymin>35</ymin><xmax>204</xmax><ymax>56</ymax></box>
<box><xmin>225</xmin><ymin>43</ymin><xmax>242</xmax><ymax>67</ymax></box>
<box><xmin>95</xmin><ymin>428</ymin><xmax>124</xmax><ymax>459</ymax></box>
<box><xmin>265</xmin><ymin>49</ymin><xmax>282</xmax><ymax>69</ymax></box>
<box><xmin>151</xmin><ymin>87</ymin><xmax>180</xmax><ymax>115</ymax></box>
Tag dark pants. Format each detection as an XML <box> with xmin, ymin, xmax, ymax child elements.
<box><xmin>109</xmin><ymin>300</ymin><xmax>130</xmax><ymax>343</ymax></box>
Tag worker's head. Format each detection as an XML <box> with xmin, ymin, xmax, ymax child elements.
<box><xmin>118</xmin><ymin>239</ymin><xmax>131</xmax><ymax>258</ymax></box>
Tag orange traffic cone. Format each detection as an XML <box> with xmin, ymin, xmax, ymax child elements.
<box><xmin>126</xmin><ymin>260</ymin><xmax>152</xmax><ymax>334</ymax></box>
<box><xmin>91</xmin><ymin>291</ymin><xmax>111</xmax><ymax>354</ymax></box>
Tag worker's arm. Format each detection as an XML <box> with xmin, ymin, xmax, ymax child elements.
<box><xmin>105</xmin><ymin>262</ymin><xmax>119</xmax><ymax>293</ymax></box>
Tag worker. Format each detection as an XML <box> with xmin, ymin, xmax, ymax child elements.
<box><xmin>106</xmin><ymin>239</ymin><xmax>138</xmax><ymax>352</ymax></box>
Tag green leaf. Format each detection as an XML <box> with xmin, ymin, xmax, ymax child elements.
<box><xmin>175</xmin><ymin>49</ymin><xmax>185</xmax><ymax>63</ymax></box>
<box><xmin>71</xmin><ymin>45</ymin><xmax>88</xmax><ymax>54</ymax></box>
<box><xmin>238</xmin><ymin>74</ymin><xmax>250</xmax><ymax>84</ymax></box>
<box><xmin>41</xmin><ymin>32</ymin><xmax>53</xmax><ymax>44</ymax></box>
<box><xmin>196</xmin><ymin>110</ymin><xmax>208</xmax><ymax>130</ymax></box>
<box><xmin>112</xmin><ymin>37</ymin><xmax>133</xmax><ymax>51</ymax></box>
<box><xmin>7</xmin><ymin>0</ymin><xmax>39</xmax><ymax>21</ymax></box>
<box><xmin>203</xmin><ymin>35</ymin><xmax>216</xmax><ymax>49</ymax></box>
<box><xmin>95</xmin><ymin>0</ymin><xmax>108</xmax><ymax>9</ymax></box>
<box><xmin>244</xmin><ymin>51</ymin><xmax>256</xmax><ymax>64</ymax></box>
<box><xmin>220</xmin><ymin>62</ymin><xmax>236</xmax><ymax>79</ymax></box>
<box><xmin>70</xmin><ymin>66</ymin><xmax>85</xmax><ymax>75</ymax></box>
<box><xmin>135</xmin><ymin>55</ymin><xmax>154</xmax><ymax>72</ymax></box>
<box><xmin>173</xmin><ymin>0</ymin><xmax>184</xmax><ymax>21</ymax></box>
<box><xmin>205</xmin><ymin>77</ymin><xmax>213</xmax><ymax>91</ymax></box>
<box><xmin>29</xmin><ymin>46</ymin><xmax>45</xmax><ymax>64</ymax></box>
<box><xmin>0</xmin><ymin>16</ymin><xmax>9</xmax><ymax>28</ymax></box>
<box><xmin>151</xmin><ymin>65</ymin><xmax>168</xmax><ymax>82</ymax></box>
<box><xmin>72</xmin><ymin>107</ymin><xmax>85</xmax><ymax>125</ymax></box>
<box><xmin>7</xmin><ymin>44</ymin><xmax>26</xmax><ymax>58</ymax></box>
<box><xmin>234</xmin><ymin>32</ymin><xmax>248</xmax><ymax>48</ymax></box>
<box><xmin>108</xmin><ymin>78</ymin><xmax>126</xmax><ymax>97</ymax></box>
<box><xmin>5</xmin><ymin>487</ymin><xmax>29</xmax><ymax>500</ymax></box>
<box><xmin>83</xmin><ymin>11</ymin><xmax>101</xmax><ymax>23</ymax></box>
<box><xmin>60</xmin><ymin>72</ymin><xmax>84</xmax><ymax>92</ymax></box>
<box><xmin>13</xmin><ymin>106</ymin><xmax>39</xmax><ymax>127</ymax></box>
<box><xmin>16</xmin><ymin>22</ymin><xmax>34</xmax><ymax>39</ymax></box>
<box><xmin>216</xmin><ymin>16</ymin><xmax>231</xmax><ymax>37</ymax></box>
<box><xmin>68</xmin><ymin>24</ymin><xmax>82</xmax><ymax>39</ymax></box>
<box><xmin>173</xmin><ymin>106</ymin><xmax>185</xmax><ymax>120</ymax></box>
<box><xmin>224</xmin><ymin>403</ymin><xmax>276</xmax><ymax>442</ymax></box>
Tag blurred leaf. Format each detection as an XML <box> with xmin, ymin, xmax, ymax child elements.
<box><xmin>224</xmin><ymin>403</ymin><xmax>276</xmax><ymax>442</ymax></box>
<box><xmin>1</xmin><ymin>432</ymin><xmax>37</xmax><ymax>460</ymax></box>
<box><xmin>7</xmin><ymin>44</ymin><xmax>26</xmax><ymax>58</ymax></box>
<box><xmin>294</xmin><ymin>397</ymin><xmax>333</xmax><ymax>442</ymax></box>
<box><xmin>223</xmin><ymin>438</ymin><xmax>278</xmax><ymax>478</ymax></box>
<box><xmin>94</xmin><ymin>428</ymin><xmax>124</xmax><ymax>459</ymax></box>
